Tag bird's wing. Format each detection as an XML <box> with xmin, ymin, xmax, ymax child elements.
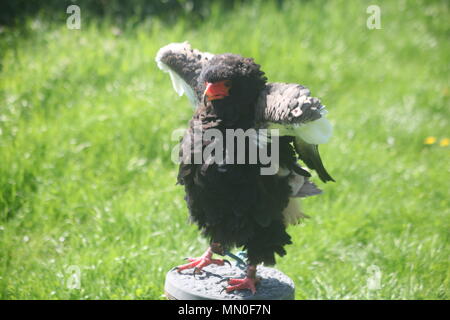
<box><xmin>155</xmin><ymin>42</ymin><xmax>214</xmax><ymax>107</ymax></box>
<box><xmin>256</xmin><ymin>82</ymin><xmax>335</xmax><ymax>183</ymax></box>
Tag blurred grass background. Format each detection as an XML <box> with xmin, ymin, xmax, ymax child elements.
<box><xmin>0</xmin><ymin>0</ymin><xmax>448</xmax><ymax>299</ymax></box>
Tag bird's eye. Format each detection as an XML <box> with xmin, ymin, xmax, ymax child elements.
<box><xmin>224</xmin><ymin>80</ymin><xmax>232</xmax><ymax>88</ymax></box>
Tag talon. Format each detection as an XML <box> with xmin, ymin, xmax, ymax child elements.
<box><xmin>223</xmin><ymin>259</ymin><xmax>231</xmax><ymax>267</ymax></box>
<box><xmin>193</xmin><ymin>267</ymin><xmax>203</xmax><ymax>278</ymax></box>
<box><xmin>217</xmin><ymin>277</ymin><xmax>231</xmax><ymax>284</ymax></box>
<box><xmin>172</xmin><ymin>246</ymin><xmax>231</xmax><ymax>274</ymax></box>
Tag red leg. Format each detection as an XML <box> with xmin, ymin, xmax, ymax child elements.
<box><xmin>225</xmin><ymin>265</ymin><xmax>259</xmax><ymax>294</ymax></box>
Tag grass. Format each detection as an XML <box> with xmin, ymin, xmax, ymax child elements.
<box><xmin>0</xmin><ymin>0</ymin><xmax>449</xmax><ymax>299</ymax></box>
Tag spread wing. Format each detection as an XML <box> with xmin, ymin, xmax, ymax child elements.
<box><xmin>155</xmin><ymin>42</ymin><xmax>214</xmax><ymax>107</ymax></box>
<box><xmin>256</xmin><ymin>82</ymin><xmax>335</xmax><ymax>183</ymax></box>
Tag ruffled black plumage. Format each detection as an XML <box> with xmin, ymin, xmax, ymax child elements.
<box><xmin>155</xmin><ymin>45</ymin><xmax>333</xmax><ymax>266</ymax></box>
<box><xmin>177</xmin><ymin>55</ymin><xmax>295</xmax><ymax>265</ymax></box>
<box><xmin>178</xmin><ymin>115</ymin><xmax>294</xmax><ymax>265</ymax></box>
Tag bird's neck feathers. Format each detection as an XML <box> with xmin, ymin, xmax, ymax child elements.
<box><xmin>195</xmin><ymin>99</ymin><xmax>256</xmax><ymax>130</ymax></box>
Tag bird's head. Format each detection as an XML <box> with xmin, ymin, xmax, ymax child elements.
<box><xmin>199</xmin><ymin>54</ymin><xmax>267</xmax><ymax>124</ymax></box>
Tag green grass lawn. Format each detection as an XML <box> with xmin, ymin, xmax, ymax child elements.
<box><xmin>0</xmin><ymin>0</ymin><xmax>448</xmax><ymax>299</ymax></box>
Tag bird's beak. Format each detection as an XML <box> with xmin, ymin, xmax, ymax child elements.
<box><xmin>203</xmin><ymin>81</ymin><xmax>230</xmax><ymax>103</ymax></box>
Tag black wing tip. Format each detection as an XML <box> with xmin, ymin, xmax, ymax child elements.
<box><xmin>318</xmin><ymin>170</ymin><xmax>335</xmax><ymax>183</ymax></box>
<box><xmin>321</xmin><ymin>176</ymin><xmax>336</xmax><ymax>183</ymax></box>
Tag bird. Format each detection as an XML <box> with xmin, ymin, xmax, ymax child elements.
<box><xmin>156</xmin><ymin>42</ymin><xmax>334</xmax><ymax>294</ymax></box>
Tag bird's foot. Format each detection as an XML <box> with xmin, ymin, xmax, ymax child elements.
<box><xmin>223</xmin><ymin>277</ymin><xmax>260</xmax><ymax>295</ymax></box>
<box><xmin>173</xmin><ymin>247</ymin><xmax>230</xmax><ymax>275</ymax></box>
<box><xmin>221</xmin><ymin>264</ymin><xmax>259</xmax><ymax>295</ymax></box>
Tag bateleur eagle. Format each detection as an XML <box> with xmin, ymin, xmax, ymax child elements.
<box><xmin>156</xmin><ymin>42</ymin><xmax>334</xmax><ymax>294</ymax></box>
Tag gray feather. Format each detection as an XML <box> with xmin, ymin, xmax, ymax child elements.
<box><xmin>156</xmin><ymin>42</ymin><xmax>214</xmax><ymax>105</ymax></box>
<box><xmin>255</xmin><ymin>82</ymin><xmax>323</xmax><ymax>126</ymax></box>
<box><xmin>294</xmin><ymin>179</ymin><xmax>323</xmax><ymax>198</ymax></box>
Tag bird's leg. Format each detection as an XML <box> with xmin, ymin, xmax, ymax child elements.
<box><xmin>224</xmin><ymin>264</ymin><xmax>260</xmax><ymax>294</ymax></box>
<box><xmin>173</xmin><ymin>242</ymin><xmax>230</xmax><ymax>274</ymax></box>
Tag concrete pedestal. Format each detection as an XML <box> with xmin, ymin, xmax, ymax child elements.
<box><xmin>164</xmin><ymin>263</ymin><xmax>295</xmax><ymax>300</ymax></box>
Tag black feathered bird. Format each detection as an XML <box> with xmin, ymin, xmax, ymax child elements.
<box><xmin>156</xmin><ymin>42</ymin><xmax>334</xmax><ymax>293</ymax></box>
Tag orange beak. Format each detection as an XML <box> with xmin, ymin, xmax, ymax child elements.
<box><xmin>203</xmin><ymin>80</ymin><xmax>231</xmax><ymax>102</ymax></box>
